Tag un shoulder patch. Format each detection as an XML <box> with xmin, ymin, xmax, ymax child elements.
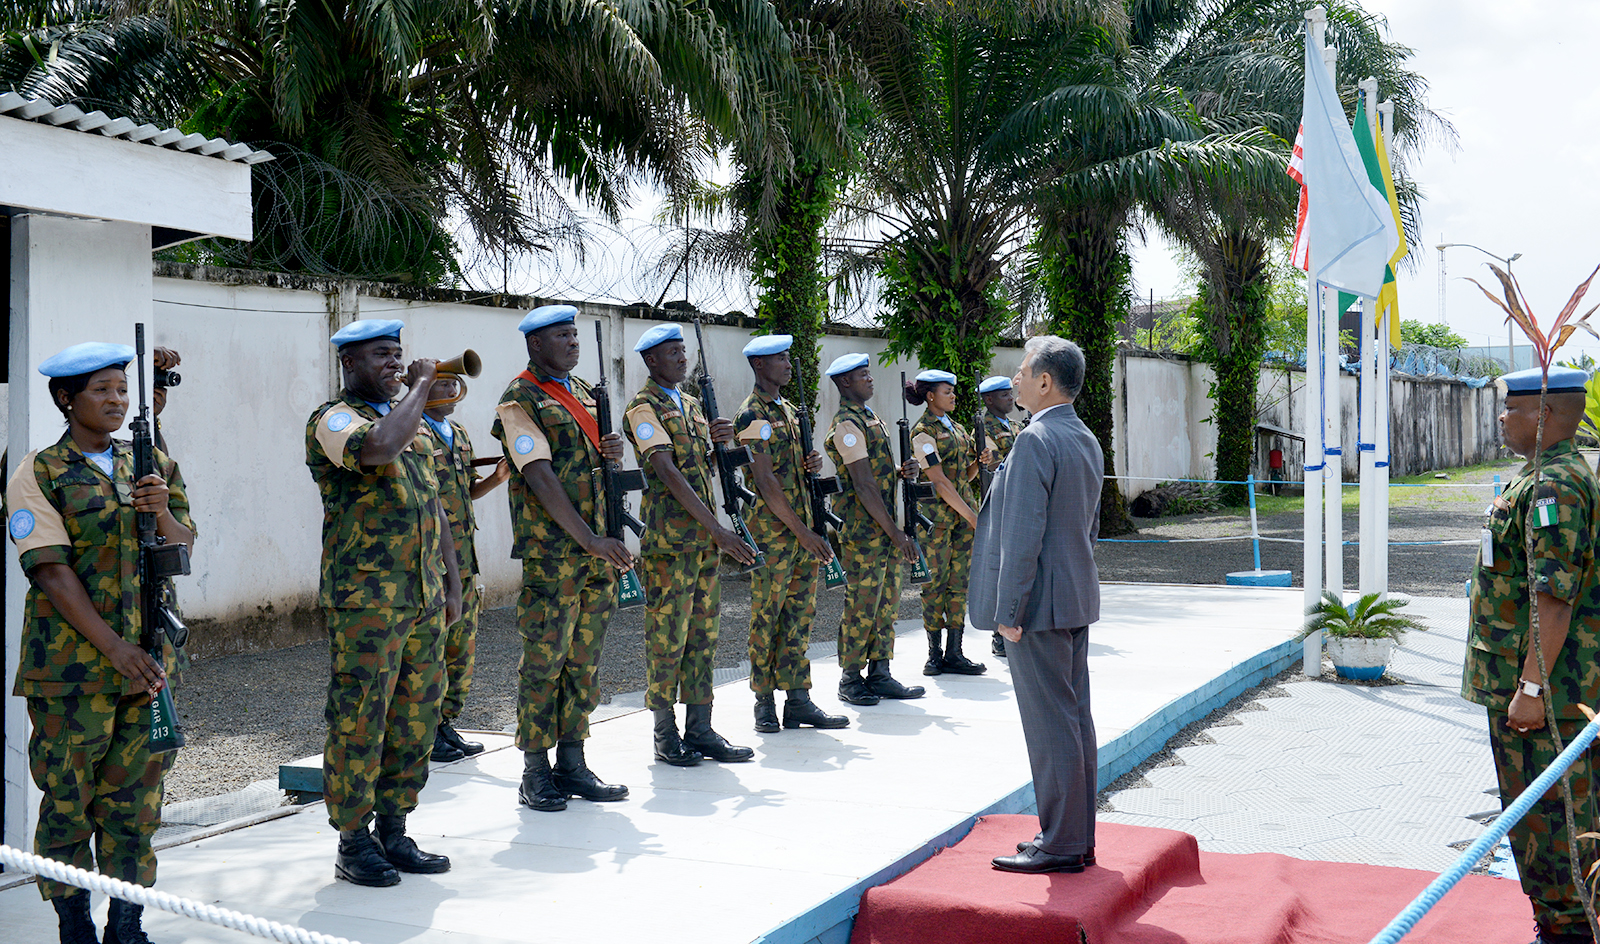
<box><xmin>515</xmin><ymin>434</ymin><xmax>536</xmax><ymax>456</ymax></box>
<box><xmin>327</xmin><ymin>411</ymin><xmax>353</xmax><ymax>432</ymax></box>
<box><xmin>638</xmin><ymin>422</ymin><xmax>656</xmax><ymax>440</ymax></box>
<box><xmin>9</xmin><ymin>510</ymin><xmax>35</xmax><ymax>540</ymax></box>
<box><xmin>760</xmin><ymin>423</ymin><xmax>773</xmax><ymax>441</ymax></box>
<box><xmin>842</xmin><ymin>433</ymin><xmax>858</xmax><ymax>448</ymax></box>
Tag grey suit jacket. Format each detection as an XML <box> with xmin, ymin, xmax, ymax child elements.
<box><xmin>968</xmin><ymin>402</ymin><xmax>1102</xmax><ymax>633</ymax></box>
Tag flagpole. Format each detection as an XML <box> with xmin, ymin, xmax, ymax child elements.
<box><xmin>1320</xmin><ymin>30</ymin><xmax>1344</xmax><ymax>600</ymax></box>
<box><xmin>1301</xmin><ymin>5</ymin><xmax>1327</xmax><ymax>626</ymax></box>
<box><xmin>1357</xmin><ymin>77</ymin><xmax>1379</xmax><ymax>598</ymax></box>
<box><xmin>1376</xmin><ymin>98</ymin><xmax>1397</xmax><ymax>599</ymax></box>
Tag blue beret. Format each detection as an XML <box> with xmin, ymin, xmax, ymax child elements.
<box><xmin>825</xmin><ymin>353</ymin><xmax>870</xmax><ymax>377</ymax></box>
<box><xmin>743</xmin><ymin>334</ymin><xmax>793</xmax><ymax>357</ymax></box>
<box><xmin>634</xmin><ymin>323</ymin><xmax>684</xmax><ymax>353</ymax></box>
<box><xmin>519</xmin><ymin>305</ymin><xmax>577</xmax><ymax>335</ymax></box>
<box><xmin>38</xmin><ymin>342</ymin><xmax>136</xmax><ymax>378</ymax></box>
<box><xmin>1502</xmin><ymin>366</ymin><xmax>1589</xmax><ymax>396</ymax></box>
<box><xmin>915</xmin><ymin>369</ymin><xmax>957</xmax><ymax>386</ymax></box>
<box><xmin>978</xmin><ymin>375</ymin><xmax>1013</xmax><ymax>394</ymax></box>
<box><xmin>330</xmin><ymin>319</ymin><xmax>404</xmax><ymax>349</ymax></box>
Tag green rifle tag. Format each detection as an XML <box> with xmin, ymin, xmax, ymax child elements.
<box><xmin>616</xmin><ymin>567</ymin><xmax>646</xmax><ymax>610</ymax></box>
<box><xmin>909</xmin><ymin>545</ymin><xmax>932</xmax><ymax>585</ymax></box>
<box><xmin>823</xmin><ymin>555</ymin><xmax>848</xmax><ymax>590</ymax></box>
<box><xmin>148</xmin><ymin>686</ymin><xmax>184</xmax><ymax>754</ymax></box>
<box><xmin>732</xmin><ymin>516</ymin><xmax>766</xmax><ymax>572</ymax></box>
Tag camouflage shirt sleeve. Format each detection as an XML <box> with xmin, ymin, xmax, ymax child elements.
<box><xmin>7</xmin><ymin>450</ymin><xmax>71</xmax><ymax>570</ymax></box>
<box><xmin>1529</xmin><ymin>479</ymin><xmax>1591</xmax><ymax>603</ymax></box>
<box><xmin>735</xmin><ymin>400</ymin><xmax>776</xmax><ymax>458</ymax></box>
<box><xmin>311</xmin><ymin>403</ymin><xmax>377</xmax><ymax>472</ymax></box>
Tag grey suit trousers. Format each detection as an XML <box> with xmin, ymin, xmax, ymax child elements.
<box><xmin>1007</xmin><ymin>624</ymin><xmax>1096</xmax><ymax>856</ymax></box>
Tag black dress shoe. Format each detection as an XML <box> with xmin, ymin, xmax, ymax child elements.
<box><xmin>374</xmin><ymin>814</ymin><xmax>451</xmax><ymax>873</ymax></box>
<box><xmin>838</xmin><ymin>668</ymin><xmax>881</xmax><ymax>706</ymax></box>
<box><xmin>653</xmin><ymin>708</ymin><xmax>704</xmax><ymax>766</ymax></box>
<box><xmin>553</xmin><ymin>740</ymin><xmax>629</xmax><ymax>801</ymax></box>
<box><xmin>518</xmin><ymin>749</ymin><xmax>567</xmax><ymax>812</ymax></box>
<box><xmin>438</xmin><ymin>722</ymin><xmax>485</xmax><ymax>756</ymax></box>
<box><xmin>335</xmin><ymin>826</ymin><xmax>402</xmax><ymax>886</ymax></box>
<box><xmin>754</xmin><ymin>693</ymin><xmax>781</xmax><ymax>733</ymax></box>
<box><xmin>866</xmin><ymin>660</ymin><xmax>925</xmax><ymax>699</ymax></box>
<box><xmin>783</xmin><ymin>689</ymin><xmax>850</xmax><ymax>729</ymax></box>
<box><xmin>683</xmin><ymin>704</ymin><xmax>755</xmax><ymax>762</ymax></box>
<box><xmin>1016</xmin><ymin>839</ymin><xmax>1094</xmax><ymax>866</ymax></box>
<box><xmin>991</xmin><ymin>846</ymin><xmax>1087</xmax><ymax>874</ymax></box>
<box><xmin>431</xmin><ymin>730</ymin><xmax>466</xmax><ymax>763</ymax></box>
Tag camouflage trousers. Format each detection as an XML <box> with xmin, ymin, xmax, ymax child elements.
<box><xmin>837</xmin><ymin>528</ymin><xmax>903</xmax><ymax>670</ymax></box>
<box><xmin>922</xmin><ymin>520</ymin><xmax>973</xmax><ymax>632</ymax></box>
<box><xmin>517</xmin><ymin>555</ymin><xmax>614</xmax><ymax>751</ymax></box>
<box><xmin>440</xmin><ymin>579</ymin><xmax>483</xmax><ymax>722</ymax></box>
<box><xmin>1490</xmin><ymin>713</ymin><xmax>1600</xmax><ymax>934</ymax></box>
<box><xmin>748</xmin><ymin>533</ymin><xmax>818</xmax><ymax>694</ymax></box>
<box><xmin>323</xmin><ymin>605</ymin><xmax>446</xmax><ymax>832</ymax></box>
<box><xmin>27</xmin><ymin>692</ymin><xmax>172</xmax><ymax>900</ymax></box>
<box><xmin>641</xmin><ymin>546</ymin><xmax>720</xmax><ymax>710</ymax></box>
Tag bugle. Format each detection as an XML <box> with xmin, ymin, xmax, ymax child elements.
<box><xmin>424</xmin><ymin>349</ymin><xmax>482</xmax><ymax>408</ymax></box>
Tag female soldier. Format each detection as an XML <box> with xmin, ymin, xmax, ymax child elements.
<box><xmin>7</xmin><ymin>342</ymin><xmax>196</xmax><ymax>944</ymax></box>
<box><xmin>904</xmin><ymin>370</ymin><xmax>986</xmax><ymax>677</ymax></box>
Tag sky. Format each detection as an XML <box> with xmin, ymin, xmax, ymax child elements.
<box><xmin>1128</xmin><ymin>0</ymin><xmax>1600</xmax><ymax>361</ymax></box>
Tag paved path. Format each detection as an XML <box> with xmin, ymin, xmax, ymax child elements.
<box><xmin>1099</xmin><ymin>595</ymin><xmax>1516</xmax><ymax>877</ymax></box>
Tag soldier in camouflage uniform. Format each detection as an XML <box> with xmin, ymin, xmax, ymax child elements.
<box><xmin>6</xmin><ymin>342</ymin><xmax>195</xmax><ymax>944</ymax></box>
<box><xmin>978</xmin><ymin>375</ymin><xmax>1023</xmax><ymax>658</ymax></box>
<box><xmin>905</xmin><ymin>371</ymin><xmax>985</xmax><ymax>678</ymax></box>
<box><xmin>824</xmin><ymin>354</ymin><xmax>925</xmax><ymax>706</ymax></box>
<box><xmin>1463</xmin><ymin>367</ymin><xmax>1600</xmax><ymax>944</ymax></box>
<box><xmin>623</xmin><ymin>323</ymin><xmax>758</xmax><ymax>765</ymax></box>
<box><xmin>306</xmin><ymin>319</ymin><xmax>462</xmax><ymax>888</ymax></box>
<box><xmin>422</xmin><ymin>373</ymin><xmax>510</xmax><ymax>763</ymax></box>
<box><xmin>734</xmin><ymin>334</ymin><xmax>850</xmax><ymax>733</ymax></box>
<box><xmin>491</xmin><ymin>305</ymin><xmax>632</xmax><ymax>812</ymax></box>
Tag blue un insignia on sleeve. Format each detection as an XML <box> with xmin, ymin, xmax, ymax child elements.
<box><xmin>9</xmin><ymin>510</ymin><xmax>35</xmax><ymax>540</ymax></box>
<box><xmin>637</xmin><ymin>423</ymin><xmax>655</xmax><ymax>440</ymax></box>
<box><xmin>760</xmin><ymin>423</ymin><xmax>773</xmax><ymax>440</ymax></box>
<box><xmin>327</xmin><ymin>411</ymin><xmax>353</xmax><ymax>432</ymax></box>
<box><xmin>515</xmin><ymin>434</ymin><xmax>536</xmax><ymax>455</ymax></box>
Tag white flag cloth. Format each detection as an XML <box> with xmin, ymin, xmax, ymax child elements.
<box><xmin>1300</xmin><ymin>27</ymin><xmax>1398</xmax><ymax>298</ymax></box>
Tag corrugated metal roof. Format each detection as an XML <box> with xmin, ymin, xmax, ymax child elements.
<box><xmin>0</xmin><ymin>91</ymin><xmax>274</xmax><ymax>164</ymax></box>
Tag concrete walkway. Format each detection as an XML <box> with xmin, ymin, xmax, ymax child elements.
<box><xmin>1100</xmin><ymin>595</ymin><xmax>1515</xmax><ymax>876</ymax></box>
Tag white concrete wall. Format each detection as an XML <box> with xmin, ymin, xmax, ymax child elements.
<box><xmin>6</xmin><ymin>214</ymin><xmax>155</xmax><ymax>855</ymax></box>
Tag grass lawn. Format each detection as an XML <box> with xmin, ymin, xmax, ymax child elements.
<box><xmin>1226</xmin><ymin>456</ymin><xmax>1525</xmax><ymax>518</ymax></box>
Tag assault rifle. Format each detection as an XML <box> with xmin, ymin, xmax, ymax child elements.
<box><xmin>797</xmin><ymin>401</ymin><xmax>847</xmax><ymax>590</ymax></box>
<box><xmin>897</xmin><ymin>372</ymin><xmax>934</xmax><ymax>585</ymax></box>
<box><xmin>131</xmin><ymin>324</ymin><xmax>191</xmax><ymax>754</ymax></box>
<box><xmin>974</xmin><ymin>372</ymin><xmax>992</xmax><ymax>499</ymax></box>
<box><xmin>691</xmin><ymin>318</ymin><xmax>764</xmax><ymax>571</ymax></box>
<box><xmin>593</xmin><ymin>321</ymin><xmax>648</xmax><ymax>608</ymax></box>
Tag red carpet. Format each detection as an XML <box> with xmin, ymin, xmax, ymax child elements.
<box><xmin>850</xmin><ymin>816</ymin><xmax>1532</xmax><ymax>944</ymax></box>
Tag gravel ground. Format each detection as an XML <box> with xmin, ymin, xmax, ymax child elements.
<box><xmin>163</xmin><ymin>457</ymin><xmax>1519</xmax><ymax>804</ymax></box>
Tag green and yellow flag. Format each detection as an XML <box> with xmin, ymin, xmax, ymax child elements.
<box><xmin>1351</xmin><ymin>99</ymin><xmax>1408</xmax><ymax>347</ymax></box>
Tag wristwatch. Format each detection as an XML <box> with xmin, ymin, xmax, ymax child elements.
<box><xmin>1519</xmin><ymin>679</ymin><xmax>1544</xmax><ymax>698</ymax></box>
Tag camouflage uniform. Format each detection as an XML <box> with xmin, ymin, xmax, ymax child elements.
<box><xmin>911</xmin><ymin>412</ymin><xmax>977</xmax><ymax>635</ymax></box>
<box><xmin>426</xmin><ymin>419</ymin><xmax>484</xmax><ymax>722</ymax></box>
<box><xmin>736</xmin><ymin>389</ymin><xmax>818</xmax><ymax>694</ymax></box>
<box><xmin>1463</xmin><ymin>438</ymin><xmax>1600</xmax><ymax>938</ymax></box>
<box><xmin>492</xmin><ymin>370</ymin><xmax>615</xmax><ymax>750</ymax></box>
<box><xmin>625</xmin><ymin>380</ymin><xmax>722</xmax><ymax>710</ymax></box>
<box><xmin>982</xmin><ymin>412</ymin><xmax>1020</xmax><ymax>473</ymax></box>
<box><xmin>6</xmin><ymin>434</ymin><xmax>194</xmax><ymax>900</ymax></box>
<box><xmin>307</xmin><ymin>394</ymin><xmax>448</xmax><ymax>832</ymax></box>
<box><xmin>826</xmin><ymin>402</ymin><xmax>902</xmax><ymax>670</ymax></box>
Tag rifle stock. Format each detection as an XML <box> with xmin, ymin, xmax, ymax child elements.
<box><xmin>593</xmin><ymin>321</ymin><xmax>647</xmax><ymax>608</ymax></box>
<box><xmin>691</xmin><ymin>319</ymin><xmax>764</xmax><ymax>572</ymax></box>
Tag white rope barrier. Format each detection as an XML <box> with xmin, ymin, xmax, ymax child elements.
<box><xmin>0</xmin><ymin>844</ymin><xmax>363</xmax><ymax>944</ymax></box>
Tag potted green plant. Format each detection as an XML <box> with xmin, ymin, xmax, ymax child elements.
<box><xmin>1301</xmin><ymin>591</ymin><xmax>1425</xmax><ymax>680</ymax></box>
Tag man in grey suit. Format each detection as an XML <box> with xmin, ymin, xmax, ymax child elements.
<box><xmin>971</xmin><ymin>336</ymin><xmax>1103</xmax><ymax>874</ymax></box>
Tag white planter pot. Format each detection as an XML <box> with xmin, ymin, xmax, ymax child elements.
<box><xmin>1325</xmin><ymin>636</ymin><xmax>1397</xmax><ymax>681</ymax></box>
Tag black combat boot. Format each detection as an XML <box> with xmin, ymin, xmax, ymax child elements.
<box><xmin>838</xmin><ymin>666</ymin><xmax>881</xmax><ymax>706</ymax></box>
<box><xmin>991</xmin><ymin>631</ymin><xmax>1008</xmax><ymax>658</ymax></box>
<box><xmin>923</xmin><ymin>630</ymin><xmax>944</xmax><ymax>676</ymax></box>
<box><xmin>683</xmin><ymin>703</ymin><xmax>755</xmax><ymax>762</ymax></box>
<box><xmin>866</xmin><ymin>659</ymin><xmax>925</xmax><ymax>699</ymax></box>
<box><xmin>753</xmin><ymin>693</ymin><xmax>781</xmax><ymax>733</ymax></box>
<box><xmin>783</xmin><ymin>689</ymin><xmax>850</xmax><ymax>729</ymax></box>
<box><xmin>940</xmin><ymin>628</ymin><xmax>987</xmax><ymax>675</ymax></box>
<box><xmin>51</xmin><ymin>892</ymin><xmax>97</xmax><ymax>944</ymax></box>
<box><xmin>334</xmin><ymin>825</ymin><xmax>402</xmax><ymax>886</ymax></box>
<box><xmin>374</xmin><ymin>813</ymin><xmax>451</xmax><ymax>873</ymax></box>
<box><xmin>438</xmin><ymin>721</ymin><xmax>485</xmax><ymax>756</ymax></box>
<box><xmin>517</xmin><ymin>749</ymin><xmax>567</xmax><ymax>812</ymax></box>
<box><xmin>553</xmin><ymin>740</ymin><xmax>630</xmax><ymax>801</ymax></box>
<box><xmin>652</xmin><ymin>708</ymin><xmax>703</xmax><ymax>766</ymax></box>
<box><xmin>430</xmin><ymin>728</ymin><xmax>466</xmax><ymax>763</ymax></box>
<box><xmin>102</xmin><ymin>899</ymin><xmax>152</xmax><ymax>944</ymax></box>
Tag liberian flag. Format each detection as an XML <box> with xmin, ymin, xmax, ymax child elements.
<box><xmin>1289</xmin><ymin>123</ymin><xmax>1309</xmax><ymax>271</ymax></box>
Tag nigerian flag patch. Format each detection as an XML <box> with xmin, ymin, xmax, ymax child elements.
<box><xmin>1534</xmin><ymin>497</ymin><xmax>1559</xmax><ymax>528</ymax></box>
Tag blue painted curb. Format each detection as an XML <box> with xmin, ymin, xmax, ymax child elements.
<box><xmin>1226</xmin><ymin>570</ymin><xmax>1293</xmax><ymax>588</ymax></box>
<box><xmin>751</xmin><ymin>634</ymin><xmax>1302</xmax><ymax>944</ymax></box>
